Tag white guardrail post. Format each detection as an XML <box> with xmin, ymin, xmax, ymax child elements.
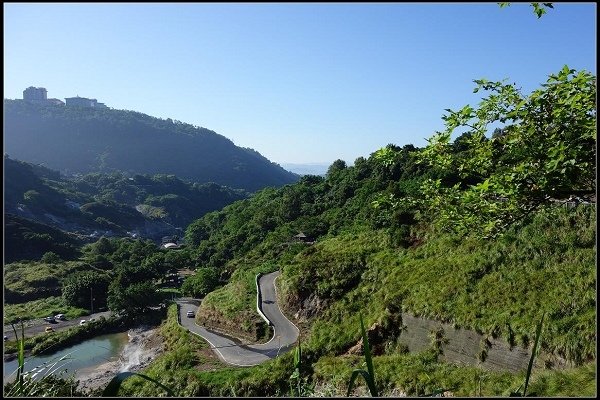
<box><xmin>256</xmin><ymin>273</ymin><xmax>273</xmax><ymax>326</ymax></box>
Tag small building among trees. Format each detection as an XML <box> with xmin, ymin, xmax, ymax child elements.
<box><xmin>293</xmin><ymin>232</ymin><xmax>314</xmax><ymax>244</ymax></box>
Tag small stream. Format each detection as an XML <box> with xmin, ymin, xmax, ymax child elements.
<box><xmin>3</xmin><ymin>332</ymin><xmax>129</xmax><ymax>382</ymax></box>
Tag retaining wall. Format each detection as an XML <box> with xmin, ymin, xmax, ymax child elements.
<box><xmin>397</xmin><ymin>313</ymin><xmax>552</xmax><ymax>373</ymax></box>
<box><xmin>255</xmin><ymin>273</ymin><xmax>272</xmax><ymax>326</ymax></box>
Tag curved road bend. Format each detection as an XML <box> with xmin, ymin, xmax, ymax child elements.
<box><xmin>177</xmin><ymin>271</ymin><xmax>299</xmax><ymax>366</ymax></box>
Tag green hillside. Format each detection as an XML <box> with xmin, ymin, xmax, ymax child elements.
<box><xmin>4</xmin><ymin>214</ymin><xmax>82</xmax><ymax>264</ymax></box>
<box><xmin>4</xmin><ymin>99</ymin><xmax>298</xmax><ymax>191</ymax></box>
<box><xmin>4</xmin><ymin>156</ymin><xmax>248</xmax><ymax>246</ymax></box>
<box><xmin>124</xmin><ymin>67</ymin><xmax>593</xmax><ymax>396</ymax></box>
<box><xmin>3</xmin><ymin>66</ymin><xmax>596</xmax><ymax>397</ymax></box>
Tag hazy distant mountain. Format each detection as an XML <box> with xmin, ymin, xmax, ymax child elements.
<box><xmin>281</xmin><ymin>162</ymin><xmax>330</xmax><ymax>176</ymax></box>
<box><xmin>4</xmin><ymin>100</ymin><xmax>298</xmax><ymax>192</ymax></box>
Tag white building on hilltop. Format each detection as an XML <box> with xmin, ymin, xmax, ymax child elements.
<box><xmin>65</xmin><ymin>96</ymin><xmax>107</xmax><ymax>108</ymax></box>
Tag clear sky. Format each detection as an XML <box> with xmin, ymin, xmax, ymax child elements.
<box><xmin>3</xmin><ymin>3</ymin><xmax>596</xmax><ymax>165</ymax></box>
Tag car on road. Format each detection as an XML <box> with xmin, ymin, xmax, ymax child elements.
<box><xmin>79</xmin><ymin>319</ymin><xmax>87</xmax><ymax>325</ymax></box>
<box><xmin>44</xmin><ymin>316</ymin><xmax>56</xmax><ymax>323</ymax></box>
<box><xmin>45</xmin><ymin>326</ymin><xmax>54</xmax><ymax>333</ymax></box>
<box><xmin>54</xmin><ymin>314</ymin><xmax>66</xmax><ymax>321</ymax></box>
<box><xmin>3</xmin><ymin>335</ymin><xmax>8</xmax><ymax>341</ymax></box>
<box><xmin>186</xmin><ymin>311</ymin><xmax>194</xmax><ymax>318</ymax></box>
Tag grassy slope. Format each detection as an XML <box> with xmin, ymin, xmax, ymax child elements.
<box><xmin>4</xmin><ymin>260</ymin><xmax>87</xmax><ymax>304</ymax></box>
<box><xmin>285</xmin><ymin>205</ymin><xmax>595</xmax><ymax>365</ymax></box>
<box><xmin>167</xmin><ymin>204</ymin><xmax>595</xmax><ymax>396</ymax></box>
<box><xmin>118</xmin><ymin>304</ymin><xmax>596</xmax><ymax>397</ymax></box>
<box><xmin>194</xmin><ymin>262</ymin><xmax>272</xmax><ymax>341</ymax></box>
<box><xmin>195</xmin><ymin>241</ymin><xmax>309</xmax><ymax>342</ymax></box>
<box><xmin>3</xmin><ymin>296</ymin><xmax>88</xmax><ymax>325</ymax></box>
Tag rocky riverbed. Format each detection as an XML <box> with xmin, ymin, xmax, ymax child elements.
<box><xmin>76</xmin><ymin>326</ymin><xmax>164</xmax><ymax>394</ymax></box>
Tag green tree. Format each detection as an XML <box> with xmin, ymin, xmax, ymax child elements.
<box><xmin>62</xmin><ymin>271</ymin><xmax>111</xmax><ymax>309</ymax></box>
<box><xmin>406</xmin><ymin>66</ymin><xmax>595</xmax><ymax>237</ymax></box>
<box><xmin>326</xmin><ymin>159</ymin><xmax>348</xmax><ymax>181</ymax></box>
<box><xmin>40</xmin><ymin>251</ymin><xmax>62</xmax><ymax>264</ymax></box>
<box><xmin>23</xmin><ymin>189</ymin><xmax>40</xmax><ymax>204</ymax></box>
<box><xmin>107</xmin><ymin>276</ymin><xmax>157</xmax><ymax>313</ymax></box>
<box><xmin>181</xmin><ymin>268</ymin><xmax>219</xmax><ymax>298</ymax></box>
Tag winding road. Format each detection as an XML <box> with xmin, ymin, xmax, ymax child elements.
<box><xmin>176</xmin><ymin>271</ymin><xmax>299</xmax><ymax>366</ymax></box>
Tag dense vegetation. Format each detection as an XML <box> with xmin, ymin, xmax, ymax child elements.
<box><xmin>4</xmin><ymin>214</ymin><xmax>82</xmax><ymax>264</ymax></box>
<box><xmin>4</xmin><ymin>235</ymin><xmax>194</xmax><ymax>324</ymax></box>
<box><xmin>161</xmin><ymin>66</ymin><xmax>594</xmax><ymax>395</ymax></box>
<box><xmin>4</xmin><ymin>99</ymin><xmax>298</xmax><ymax>191</ymax></box>
<box><xmin>3</xmin><ymin>63</ymin><xmax>595</xmax><ymax>397</ymax></box>
<box><xmin>4</xmin><ymin>156</ymin><xmax>248</xmax><ymax>252</ymax></box>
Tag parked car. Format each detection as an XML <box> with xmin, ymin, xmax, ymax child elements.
<box><xmin>186</xmin><ymin>311</ymin><xmax>194</xmax><ymax>318</ymax></box>
<box><xmin>3</xmin><ymin>335</ymin><xmax>8</xmax><ymax>341</ymax></box>
<box><xmin>44</xmin><ymin>316</ymin><xmax>56</xmax><ymax>323</ymax></box>
<box><xmin>55</xmin><ymin>314</ymin><xmax>66</xmax><ymax>321</ymax></box>
<box><xmin>79</xmin><ymin>319</ymin><xmax>87</xmax><ymax>325</ymax></box>
<box><xmin>45</xmin><ymin>326</ymin><xmax>54</xmax><ymax>333</ymax></box>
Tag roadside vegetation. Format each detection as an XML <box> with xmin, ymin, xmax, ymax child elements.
<box><xmin>3</xmin><ymin>296</ymin><xmax>88</xmax><ymax>325</ymax></box>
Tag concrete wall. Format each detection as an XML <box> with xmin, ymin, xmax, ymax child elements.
<box><xmin>398</xmin><ymin>313</ymin><xmax>538</xmax><ymax>373</ymax></box>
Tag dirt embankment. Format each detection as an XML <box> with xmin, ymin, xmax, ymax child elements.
<box><xmin>195</xmin><ymin>306</ymin><xmax>268</xmax><ymax>344</ymax></box>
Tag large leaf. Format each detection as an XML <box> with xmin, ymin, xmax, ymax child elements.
<box><xmin>347</xmin><ymin>369</ymin><xmax>375</xmax><ymax>397</ymax></box>
<box><xmin>523</xmin><ymin>313</ymin><xmax>544</xmax><ymax>396</ymax></box>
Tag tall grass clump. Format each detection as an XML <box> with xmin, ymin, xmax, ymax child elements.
<box><xmin>347</xmin><ymin>314</ymin><xmax>378</xmax><ymax>397</ymax></box>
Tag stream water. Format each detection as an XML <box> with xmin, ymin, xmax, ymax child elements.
<box><xmin>3</xmin><ymin>332</ymin><xmax>129</xmax><ymax>382</ymax></box>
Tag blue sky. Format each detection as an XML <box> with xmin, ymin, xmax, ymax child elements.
<box><xmin>3</xmin><ymin>3</ymin><xmax>596</xmax><ymax>165</ymax></box>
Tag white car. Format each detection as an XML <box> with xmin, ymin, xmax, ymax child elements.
<box><xmin>55</xmin><ymin>314</ymin><xmax>66</xmax><ymax>321</ymax></box>
<box><xmin>186</xmin><ymin>311</ymin><xmax>194</xmax><ymax>318</ymax></box>
<box><xmin>79</xmin><ymin>319</ymin><xmax>87</xmax><ymax>325</ymax></box>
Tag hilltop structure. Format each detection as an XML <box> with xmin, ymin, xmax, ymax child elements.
<box><xmin>22</xmin><ymin>86</ymin><xmax>107</xmax><ymax>108</ymax></box>
<box><xmin>22</xmin><ymin>86</ymin><xmax>64</xmax><ymax>106</ymax></box>
<box><xmin>65</xmin><ymin>96</ymin><xmax>107</xmax><ymax>109</ymax></box>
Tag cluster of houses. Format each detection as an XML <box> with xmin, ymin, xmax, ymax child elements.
<box><xmin>22</xmin><ymin>86</ymin><xmax>107</xmax><ymax>109</ymax></box>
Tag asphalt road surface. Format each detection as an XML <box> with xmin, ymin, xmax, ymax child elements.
<box><xmin>177</xmin><ymin>271</ymin><xmax>299</xmax><ymax>366</ymax></box>
<box><xmin>3</xmin><ymin>311</ymin><xmax>112</xmax><ymax>340</ymax></box>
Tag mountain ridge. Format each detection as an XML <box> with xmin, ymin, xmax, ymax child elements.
<box><xmin>4</xmin><ymin>99</ymin><xmax>299</xmax><ymax>192</ymax></box>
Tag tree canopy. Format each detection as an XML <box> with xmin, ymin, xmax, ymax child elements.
<box><xmin>402</xmin><ymin>66</ymin><xmax>595</xmax><ymax>237</ymax></box>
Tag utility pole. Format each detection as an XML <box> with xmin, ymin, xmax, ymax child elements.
<box><xmin>90</xmin><ymin>286</ymin><xmax>94</xmax><ymax>315</ymax></box>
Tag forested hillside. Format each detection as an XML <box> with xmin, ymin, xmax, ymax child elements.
<box><xmin>3</xmin><ymin>67</ymin><xmax>595</xmax><ymax>397</ymax></box>
<box><xmin>4</xmin><ymin>156</ymin><xmax>248</xmax><ymax>256</ymax></box>
<box><xmin>131</xmin><ymin>66</ymin><xmax>594</xmax><ymax>396</ymax></box>
<box><xmin>4</xmin><ymin>99</ymin><xmax>298</xmax><ymax>191</ymax></box>
<box><xmin>3</xmin><ymin>3</ymin><xmax>596</xmax><ymax>398</ymax></box>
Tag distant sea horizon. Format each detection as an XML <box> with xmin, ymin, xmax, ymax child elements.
<box><xmin>280</xmin><ymin>162</ymin><xmax>331</xmax><ymax>177</ymax></box>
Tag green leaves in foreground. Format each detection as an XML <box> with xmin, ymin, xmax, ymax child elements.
<box><xmin>289</xmin><ymin>338</ymin><xmax>303</xmax><ymax>396</ymax></box>
<box><xmin>102</xmin><ymin>371</ymin><xmax>175</xmax><ymax>397</ymax></box>
<box><xmin>404</xmin><ymin>66</ymin><xmax>595</xmax><ymax>239</ymax></box>
<box><xmin>498</xmin><ymin>2</ymin><xmax>554</xmax><ymax>19</ymax></box>
<box><xmin>11</xmin><ymin>322</ymin><xmax>26</xmax><ymax>394</ymax></box>
<box><xmin>347</xmin><ymin>314</ymin><xmax>378</xmax><ymax>397</ymax></box>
